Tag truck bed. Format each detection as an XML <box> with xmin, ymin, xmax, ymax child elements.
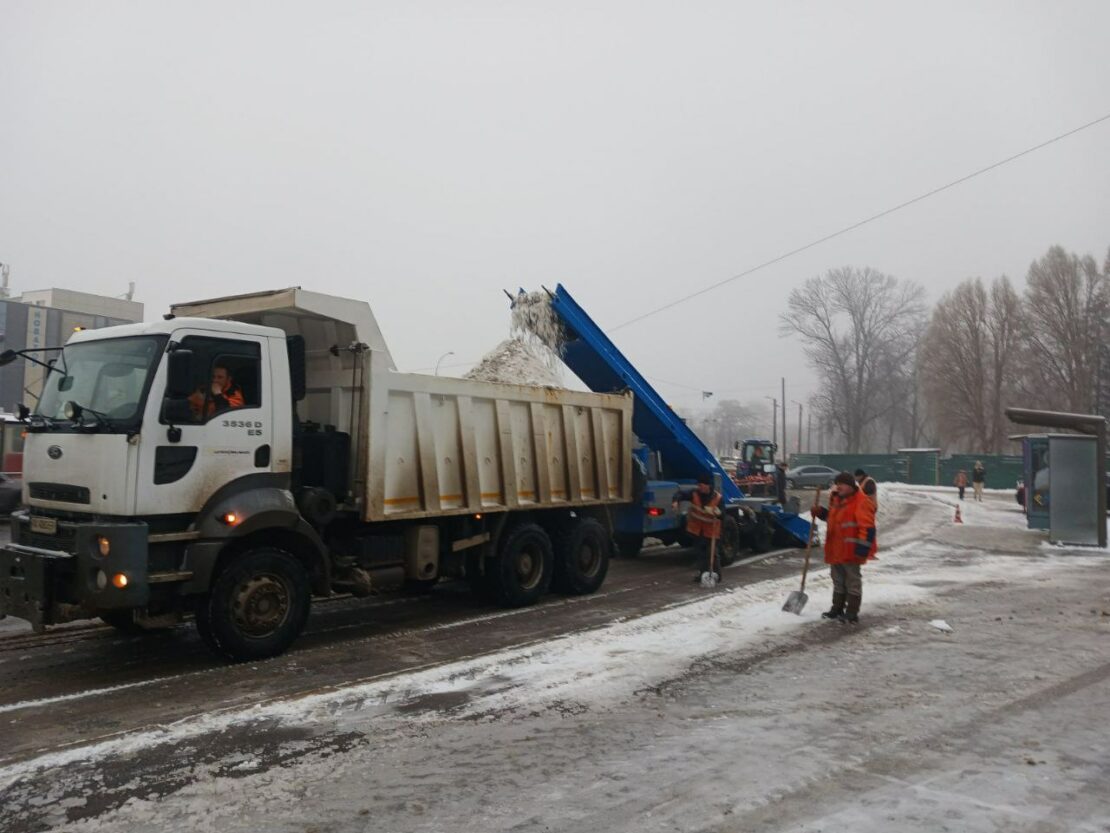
<box><xmin>364</xmin><ymin>374</ymin><xmax>633</xmax><ymax>522</ymax></box>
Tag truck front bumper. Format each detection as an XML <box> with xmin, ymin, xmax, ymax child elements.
<box><xmin>0</xmin><ymin>512</ymin><xmax>151</xmax><ymax>630</ymax></box>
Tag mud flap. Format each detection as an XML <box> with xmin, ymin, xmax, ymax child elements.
<box><xmin>0</xmin><ymin>545</ymin><xmax>69</xmax><ymax>631</ymax></box>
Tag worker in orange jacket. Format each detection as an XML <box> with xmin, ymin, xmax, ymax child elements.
<box><xmin>189</xmin><ymin>363</ymin><xmax>246</xmax><ymax>420</ymax></box>
<box><xmin>811</xmin><ymin>471</ymin><xmax>877</xmax><ymax>623</ymax></box>
<box><xmin>673</xmin><ymin>472</ymin><xmax>724</xmax><ymax>583</ymax></box>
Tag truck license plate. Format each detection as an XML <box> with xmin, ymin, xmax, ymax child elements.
<box><xmin>30</xmin><ymin>517</ymin><xmax>57</xmax><ymax>535</ymax></box>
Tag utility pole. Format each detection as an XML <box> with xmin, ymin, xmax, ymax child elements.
<box><xmin>781</xmin><ymin>377</ymin><xmax>787</xmax><ymax>461</ymax></box>
<box><xmin>792</xmin><ymin>400</ymin><xmax>803</xmax><ymax>458</ymax></box>
<box><xmin>765</xmin><ymin>396</ymin><xmax>778</xmax><ymax>445</ymax></box>
<box><xmin>807</xmin><ymin>411</ymin><xmax>813</xmax><ymax>454</ymax></box>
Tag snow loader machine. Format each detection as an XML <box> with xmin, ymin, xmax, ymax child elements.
<box><xmin>519</xmin><ymin>285</ymin><xmax>812</xmax><ymax>562</ymax></box>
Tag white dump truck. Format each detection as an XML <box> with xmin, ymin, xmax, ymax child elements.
<box><xmin>0</xmin><ymin>288</ymin><xmax>632</xmax><ymax>659</ymax></box>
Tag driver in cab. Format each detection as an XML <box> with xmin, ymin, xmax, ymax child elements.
<box><xmin>189</xmin><ymin>362</ymin><xmax>245</xmax><ymax>420</ymax></box>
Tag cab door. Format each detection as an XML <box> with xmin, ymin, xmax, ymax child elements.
<box><xmin>136</xmin><ymin>331</ymin><xmax>273</xmax><ymax>517</ymax></box>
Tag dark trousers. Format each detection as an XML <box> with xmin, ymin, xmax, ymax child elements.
<box><xmin>958</xmin><ymin>486</ymin><xmax>965</xmax><ymax>500</ymax></box>
<box><xmin>695</xmin><ymin>536</ymin><xmax>719</xmax><ymax>573</ymax></box>
<box><xmin>830</xmin><ymin>563</ymin><xmax>862</xmax><ymax>597</ymax></box>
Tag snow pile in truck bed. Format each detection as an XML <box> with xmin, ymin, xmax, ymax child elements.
<box><xmin>463</xmin><ymin>338</ymin><xmax>562</xmax><ymax>387</ymax></box>
<box><xmin>464</xmin><ymin>290</ymin><xmax>568</xmax><ymax>387</ymax></box>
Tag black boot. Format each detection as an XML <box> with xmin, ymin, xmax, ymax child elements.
<box><xmin>843</xmin><ymin>593</ymin><xmax>861</xmax><ymax>624</ymax></box>
<box><xmin>821</xmin><ymin>592</ymin><xmax>846</xmax><ymax>620</ymax></box>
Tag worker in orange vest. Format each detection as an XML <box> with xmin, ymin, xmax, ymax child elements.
<box><xmin>811</xmin><ymin>471</ymin><xmax>877</xmax><ymax>623</ymax></box>
<box><xmin>673</xmin><ymin>472</ymin><xmax>724</xmax><ymax>583</ymax></box>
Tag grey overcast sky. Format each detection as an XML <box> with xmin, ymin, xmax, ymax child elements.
<box><xmin>2</xmin><ymin>1</ymin><xmax>1108</xmax><ymax>414</ymax></box>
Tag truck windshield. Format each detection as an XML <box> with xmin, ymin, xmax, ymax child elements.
<box><xmin>36</xmin><ymin>336</ymin><xmax>167</xmax><ymax>428</ymax></box>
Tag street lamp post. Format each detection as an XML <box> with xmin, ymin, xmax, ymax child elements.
<box><xmin>434</xmin><ymin>351</ymin><xmax>455</xmax><ymax>376</ymax></box>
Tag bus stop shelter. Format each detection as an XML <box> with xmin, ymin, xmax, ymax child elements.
<box><xmin>1005</xmin><ymin>408</ymin><xmax>1106</xmax><ymax>548</ymax></box>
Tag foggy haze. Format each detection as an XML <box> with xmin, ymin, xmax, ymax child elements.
<box><xmin>2</xmin><ymin>1</ymin><xmax>1108</xmax><ymax>418</ymax></box>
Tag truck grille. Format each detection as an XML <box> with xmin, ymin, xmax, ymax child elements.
<box><xmin>29</xmin><ymin>482</ymin><xmax>91</xmax><ymax>505</ymax></box>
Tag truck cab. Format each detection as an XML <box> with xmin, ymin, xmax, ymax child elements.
<box><xmin>0</xmin><ymin>316</ymin><xmax>324</xmax><ymax>648</ymax></box>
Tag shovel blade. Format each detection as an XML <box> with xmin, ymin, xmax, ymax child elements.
<box><xmin>782</xmin><ymin>590</ymin><xmax>808</xmax><ymax>614</ymax></box>
<box><xmin>700</xmin><ymin>571</ymin><xmax>719</xmax><ymax>588</ymax></box>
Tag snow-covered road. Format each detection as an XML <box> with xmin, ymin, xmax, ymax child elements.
<box><xmin>3</xmin><ymin>487</ymin><xmax>1108</xmax><ymax>832</ymax></box>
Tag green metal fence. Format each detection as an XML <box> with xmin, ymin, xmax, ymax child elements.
<box><xmin>789</xmin><ymin>452</ymin><xmax>1023</xmax><ymax>489</ymax></box>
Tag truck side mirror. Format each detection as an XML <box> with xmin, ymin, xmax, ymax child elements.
<box><xmin>165</xmin><ymin>349</ymin><xmax>194</xmax><ymax>399</ymax></box>
<box><xmin>161</xmin><ymin>397</ymin><xmax>193</xmax><ymax>425</ymax></box>
<box><xmin>287</xmin><ymin>336</ymin><xmax>306</xmax><ymax>402</ymax></box>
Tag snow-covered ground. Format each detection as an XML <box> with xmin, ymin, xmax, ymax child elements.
<box><xmin>4</xmin><ymin>486</ymin><xmax>1109</xmax><ymax>832</ymax></box>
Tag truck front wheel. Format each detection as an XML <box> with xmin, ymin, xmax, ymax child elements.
<box><xmin>554</xmin><ymin>518</ymin><xmax>610</xmax><ymax>595</ymax></box>
<box><xmin>488</xmin><ymin>523</ymin><xmax>553</xmax><ymax>608</ymax></box>
<box><xmin>195</xmin><ymin>548</ymin><xmax>311</xmax><ymax>661</ymax></box>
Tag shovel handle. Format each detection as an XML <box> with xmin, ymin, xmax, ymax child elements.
<box><xmin>799</xmin><ymin>488</ymin><xmax>822</xmax><ymax>594</ymax></box>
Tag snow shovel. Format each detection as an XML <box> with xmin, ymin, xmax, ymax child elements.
<box><xmin>782</xmin><ymin>488</ymin><xmax>822</xmax><ymax>614</ymax></box>
<box><xmin>699</xmin><ymin>536</ymin><xmax>719</xmax><ymax>588</ymax></box>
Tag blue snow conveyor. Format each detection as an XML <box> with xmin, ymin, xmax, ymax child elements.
<box><xmin>543</xmin><ymin>284</ymin><xmax>812</xmax><ymax>547</ymax></box>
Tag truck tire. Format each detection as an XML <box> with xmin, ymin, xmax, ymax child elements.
<box><xmin>196</xmin><ymin>548</ymin><xmax>311</xmax><ymax>661</ymax></box>
<box><xmin>749</xmin><ymin>519</ymin><xmax>773</xmax><ymax>554</ymax></box>
<box><xmin>614</xmin><ymin>534</ymin><xmax>643</xmax><ymax>558</ymax></box>
<box><xmin>718</xmin><ymin>515</ymin><xmax>741</xmax><ymax>566</ymax></box>
<box><xmin>488</xmin><ymin>523</ymin><xmax>553</xmax><ymax>608</ymax></box>
<box><xmin>554</xmin><ymin>518</ymin><xmax>610</xmax><ymax>595</ymax></box>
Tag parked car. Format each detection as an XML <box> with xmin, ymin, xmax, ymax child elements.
<box><xmin>784</xmin><ymin>465</ymin><xmax>839</xmax><ymax>489</ymax></box>
<box><xmin>0</xmin><ymin>473</ymin><xmax>21</xmax><ymax>516</ymax></box>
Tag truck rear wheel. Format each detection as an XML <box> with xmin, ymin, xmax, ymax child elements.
<box><xmin>488</xmin><ymin>523</ymin><xmax>553</xmax><ymax>608</ymax></box>
<box><xmin>196</xmin><ymin>548</ymin><xmax>311</xmax><ymax>661</ymax></box>
<box><xmin>554</xmin><ymin>518</ymin><xmax>609</xmax><ymax>595</ymax></box>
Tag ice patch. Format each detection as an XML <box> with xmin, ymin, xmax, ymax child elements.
<box><xmin>930</xmin><ymin>619</ymin><xmax>954</xmax><ymax>633</ymax></box>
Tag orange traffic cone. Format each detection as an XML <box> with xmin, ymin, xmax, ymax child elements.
<box><xmin>954</xmin><ymin>505</ymin><xmax>963</xmax><ymax>524</ymax></box>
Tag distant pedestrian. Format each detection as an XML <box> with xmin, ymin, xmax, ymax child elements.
<box><xmin>954</xmin><ymin>470</ymin><xmax>968</xmax><ymax>501</ymax></box>
<box><xmin>972</xmin><ymin>461</ymin><xmax>986</xmax><ymax>502</ymax></box>
<box><xmin>673</xmin><ymin>473</ymin><xmax>724</xmax><ymax>584</ymax></box>
<box><xmin>775</xmin><ymin>461</ymin><xmax>788</xmax><ymax>504</ymax></box>
<box><xmin>811</xmin><ymin>471</ymin><xmax>877</xmax><ymax>623</ymax></box>
<box><xmin>854</xmin><ymin>468</ymin><xmax>878</xmax><ymax>511</ymax></box>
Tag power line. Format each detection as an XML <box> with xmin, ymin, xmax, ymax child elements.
<box><xmin>610</xmin><ymin>111</ymin><xmax>1110</xmax><ymax>332</ymax></box>
<box><xmin>647</xmin><ymin>375</ymin><xmax>785</xmax><ymax>396</ymax></box>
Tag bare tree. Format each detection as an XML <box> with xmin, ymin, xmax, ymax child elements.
<box><xmin>688</xmin><ymin>399</ymin><xmax>762</xmax><ymax>457</ymax></box>
<box><xmin>921</xmin><ymin>276</ymin><xmax>1023</xmax><ymax>453</ymax></box>
<box><xmin>780</xmin><ymin>267</ymin><xmax>926</xmax><ymax>453</ymax></box>
<box><xmin>1021</xmin><ymin>246</ymin><xmax>1110</xmax><ymax>413</ymax></box>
